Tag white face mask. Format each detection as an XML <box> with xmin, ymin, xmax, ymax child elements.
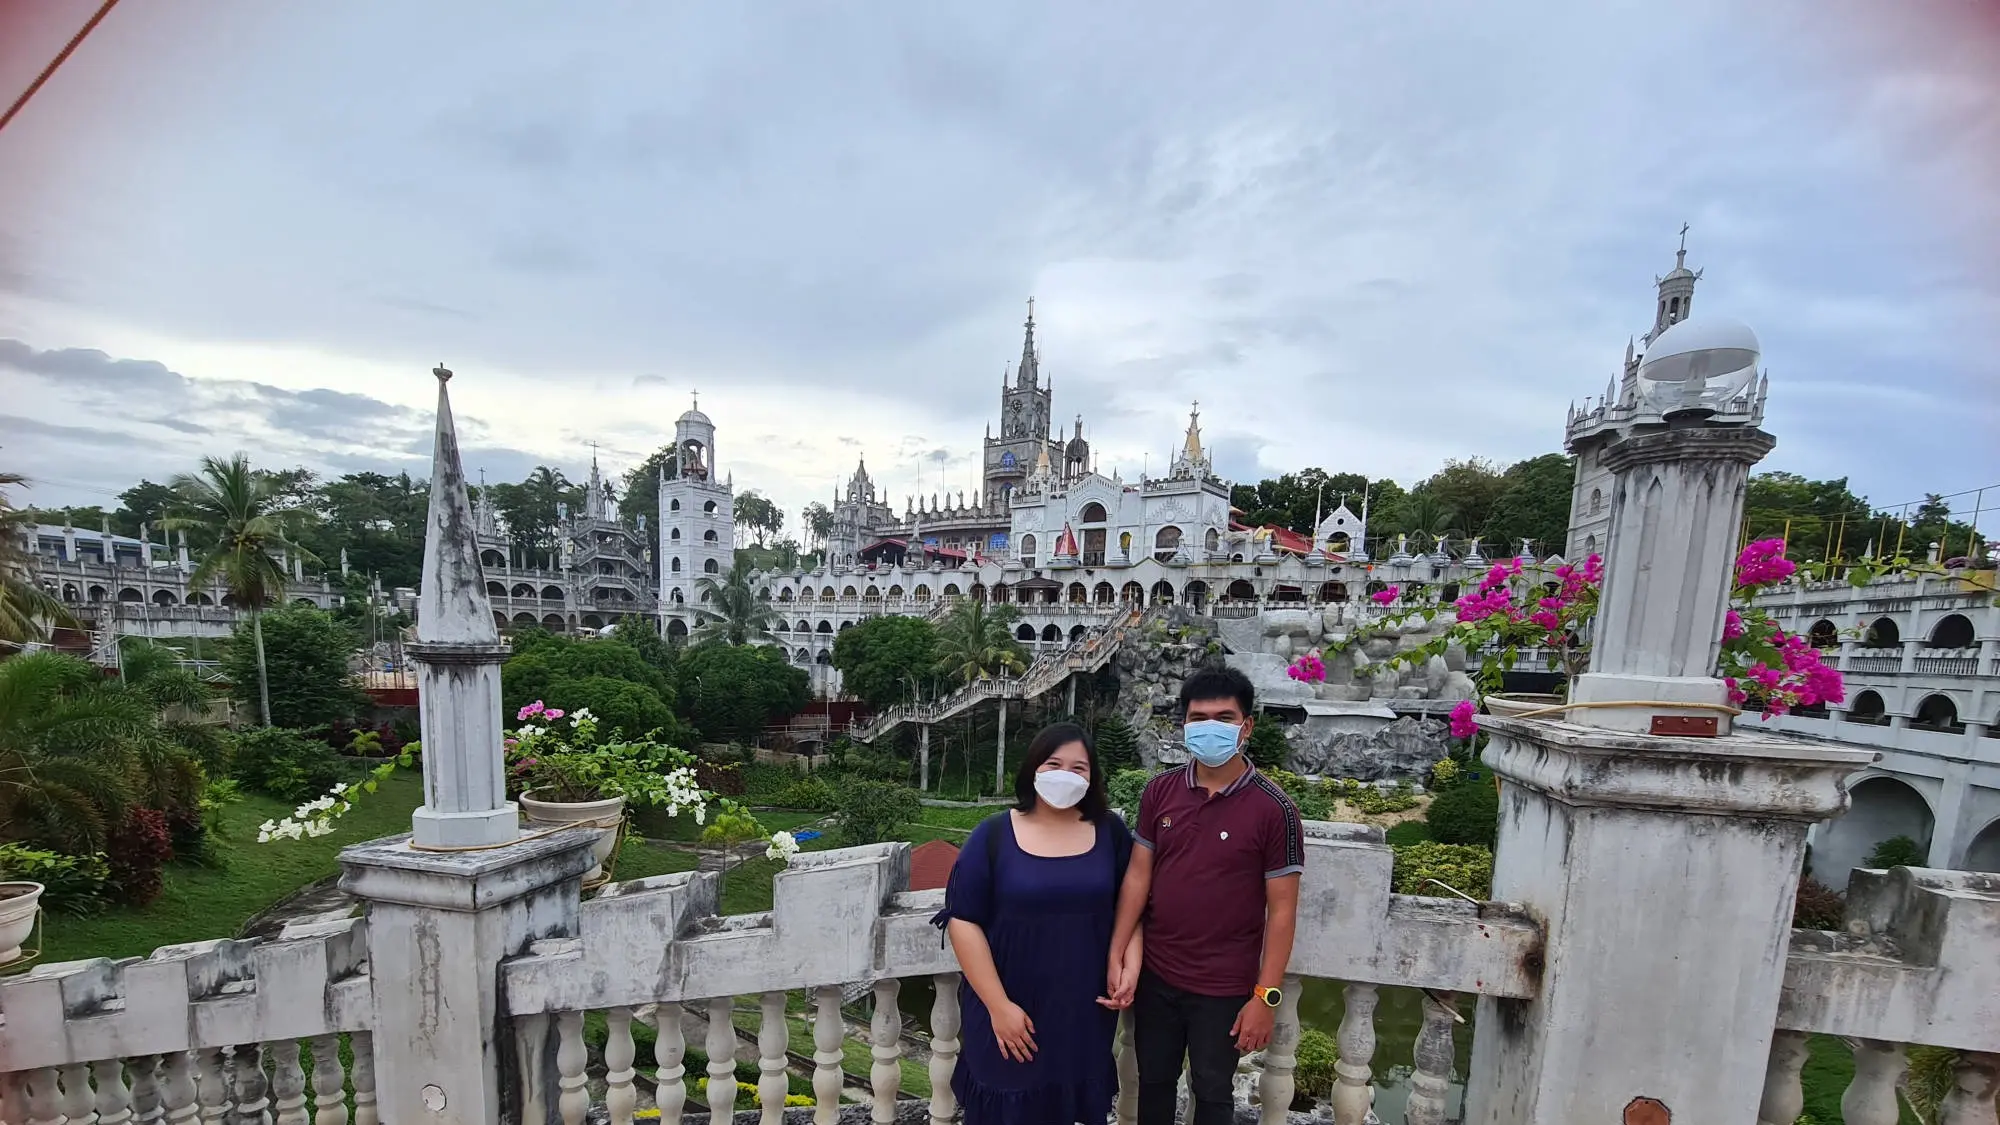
<box><xmin>1033</xmin><ymin>769</ymin><xmax>1090</xmax><ymax>810</ymax></box>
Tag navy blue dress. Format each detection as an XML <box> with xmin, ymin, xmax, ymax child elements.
<box><xmin>937</xmin><ymin>814</ymin><xmax>1124</xmax><ymax>1125</ymax></box>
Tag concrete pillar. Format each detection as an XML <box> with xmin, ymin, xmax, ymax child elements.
<box><xmin>919</xmin><ymin>724</ymin><xmax>931</xmax><ymax>792</ymax></box>
<box><xmin>339</xmin><ymin>829</ymin><xmax>598</xmax><ymax>1125</ymax></box>
<box><xmin>1466</xmin><ymin>712</ymin><xmax>1874</xmax><ymax>1122</ymax></box>
<box><xmin>1570</xmin><ymin>426</ymin><xmax>1776</xmax><ymax>734</ymax></box>
<box><xmin>995</xmin><ymin>700</ymin><xmax>1009</xmax><ymax>794</ymax></box>
<box><xmin>1900</xmin><ymin>638</ymin><xmax>1921</xmax><ymax>674</ymax></box>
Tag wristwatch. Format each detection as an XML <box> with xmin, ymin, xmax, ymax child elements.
<box><xmin>1256</xmin><ymin>986</ymin><xmax>1282</xmax><ymax>1008</ymax></box>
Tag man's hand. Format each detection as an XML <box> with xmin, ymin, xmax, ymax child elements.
<box><xmin>990</xmin><ymin>1000</ymin><xmax>1037</xmax><ymax>1063</ymax></box>
<box><xmin>1099</xmin><ymin>950</ymin><xmax>1140</xmax><ymax>1010</ymax></box>
<box><xmin>1230</xmin><ymin>997</ymin><xmax>1276</xmax><ymax>1052</ymax></box>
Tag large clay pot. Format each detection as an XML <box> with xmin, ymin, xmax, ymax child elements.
<box><xmin>0</xmin><ymin>882</ymin><xmax>43</xmax><ymax>965</ymax></box>
<box><xmin>1482</xmin><ymin>692</ymin><xmax>1568</xmax><ymax>720</ymax></box>
<box><xmin>519</xmin><ymin>792</ymin><xmax>626</xmax><ymax>880</ymax></box>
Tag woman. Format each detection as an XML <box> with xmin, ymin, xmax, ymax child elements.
<box><xmin>935</xmin><ymin>722</ymin><xmax>1141</xmax><ymax>1125</ymax></box>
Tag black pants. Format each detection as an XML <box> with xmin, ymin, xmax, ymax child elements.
<box><xmin>1133</xmin><ymin>970</ymin><xmax>1248</xmax><ymax>1125</ymax></box>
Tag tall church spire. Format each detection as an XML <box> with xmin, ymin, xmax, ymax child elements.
<box><xmin>1016</xmin><ymin>297</ymin><xmax>1039</xmax><ymax>388</ymax></box>
<box><xmin>1648</xmin><ymin>224</ymin><xmax>1702</xmax><ymax>344</ymax></box>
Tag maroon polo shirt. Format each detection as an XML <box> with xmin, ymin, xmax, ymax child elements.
<box><xmin>1135</xmin><ymin>762</ymin><xmax>1305</xmax><ymax>997</ymax></box>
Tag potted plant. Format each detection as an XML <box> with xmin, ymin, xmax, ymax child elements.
<box><xmin>0</xmin><ymin>881</ymin><xmax>42</xmax><ymax>967</ymax></box>
<box><xmin>507</xmin><ymin>702</ymin><xmax>710</xmax><ymax>880</ymax></box>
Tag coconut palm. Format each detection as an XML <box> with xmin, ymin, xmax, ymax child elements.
<box><xmin>691</xmin><ymin>556</ymin><xmax>782</xmax><ymax>646</ymax></box>
<box><xmin>1396</xmin><ymin>493</ymin><xmax>1460</xmax><ymax>543</ymax></box>
<box><xmin>0</xmin><ymin>470</ymin><xmax>77</xmax><ymax>648</ymax></box>
<box><xmin>934</xmin><ymin>600</ymin><xmax>1026</xmax><ymax>684</ymax></box>
<box><xmin>162</xmin><ymin>454</ymin><xmax>313</xmax><ymax>726</ymax></box>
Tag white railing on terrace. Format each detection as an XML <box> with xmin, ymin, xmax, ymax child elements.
<box><xmin>7</xmin><ymin>834</ymin><xmax>1994</xmax><ymax>1125</ymax></box>
<box><xmin>1914</xmin><ymin>649</ymin><xmax>1982</xmax><ymax>677</ymax></box>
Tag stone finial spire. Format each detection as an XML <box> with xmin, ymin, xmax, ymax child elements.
<box><xmin>1016</xmin><ymin>297</ymin><xmax>1039</xmax><ymax>389</ymax></box>
<box><xmin>1183</xmin><ymin>401</ymin><xmax>1203</xmax><ymax>460</ymax></box>
<box><xmin>407</xmin><ymin>363</ymin><xmax>517</xmax><ymax>847</ymax></box>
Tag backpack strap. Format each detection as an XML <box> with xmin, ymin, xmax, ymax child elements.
<box><xmin>929</xmin><ymin>812</ymin><xmax>1012</xmax><ymax>946</ymax></box>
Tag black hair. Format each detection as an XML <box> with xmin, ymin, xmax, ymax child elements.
<box><xmin>1013</xmin><ymin>721</ymin><xmax>1110</xmax><ymax>821</ymax></box>
<box><xmin>1179</xmin><ymin>666</ymin><xmax>1256</xmax><ymax>717</ymax></box>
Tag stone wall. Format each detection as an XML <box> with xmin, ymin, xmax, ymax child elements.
<box><xmin>1108</xmin><ymin>608</ymin><xmax>1224</xmax><ymax>768</ymax></box>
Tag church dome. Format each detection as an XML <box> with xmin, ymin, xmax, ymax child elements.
<box><xmin>1066</xmin><ymin>433</ymin><xmax>1089</xmax><ymax>458</ymax></box>
<box><xmin>678</xmin><ymin>407</ymin><xmax>712</xmax><ymax>426</ymax></box>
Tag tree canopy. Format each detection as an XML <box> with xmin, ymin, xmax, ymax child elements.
<box><xmin>832</xmin><ymin>615</ymin><xmax>942</xmax><ymax>709</ymax></box>
<box><xmin>675</xmin><ymin>642</ymin><xmax>810</xmax><ymax>742</ymax></box>
<box><xmin>221</xmin><ymin>604</ymin><xmax>369</xmax><ymax>729</ymax></box>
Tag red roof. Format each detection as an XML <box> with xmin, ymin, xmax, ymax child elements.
<box><xmin>909</xmin><ymin>839</ymin><xmax>962</xmax><ymax>891</ymax></box>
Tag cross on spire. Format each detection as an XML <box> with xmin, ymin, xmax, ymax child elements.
<box><xmin>1678</xmin><ymin>222</ymin><xmax>1690</xmax><ymax>252</ymax></box>
<box><xmin>691</xmin><ymin>389</ymin><xmax>699</xmax><ymax>411</ymax></box>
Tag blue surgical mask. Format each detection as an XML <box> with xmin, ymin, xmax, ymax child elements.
<box><xmin>1183</xmin><ymin>720</ymin><xmax>1243</xmax><ymax>767</ymax></box>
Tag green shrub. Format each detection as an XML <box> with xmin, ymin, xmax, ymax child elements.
<box><xmin>1293</xmin><ymin>1028</ymin><xmax>1338</xmax><ymax>1100</ymax></box>
<box><xmin>834</xmin><ymin>780</ymin><xmax>922</xmax><ymax>845</ymax></box>
<box><xmin>1862</xmin><ymin>835</ymin><xmax>1924</xmax><ymax>869</ymax></box>
<box><xmin>230</xmin><ymin>727</ymin><xmax>347</xmax><ymax>803</ymax></box>
<box><xmin>741</xmin><ymin>762</ymin><xmax>803</xmax><ymax>802</ymax></box>
<box><xmin>1390</xmin><ymin>841</ymin><xmax>1494</xmax><ymax>898</ymax></box>
<box><xmin>1094</xmin><ymin>716</ymin><xmax>1141</xmax><ymax>772</ymax></box>
<box><xmin>1429</xmin><ymin>757</ymin><xmax>1462</xmax><ymax>788</ymax></box>
<box><xmin>774</xmin><ymin>776</ymin><xmax>839</xmax><ymax>812</ymax></box>
<box><xmin>1383</xmin><ymin>820</ymin><xmax>1433</xmax><ymax>846</ymax></box>
<box><xmin>1791</xmin><ymin>877</ymin><xmax>1845</xmax><ymax>930</ymax></box>
<box><xmin>0</xmin><ymin>845</ymin><xmax>113</xmax><ymax>916</ymax></box>
<box><xmin>1424</xmin><ymin>777</ymin><xmax>1498</xmax><ymax>846</ymax></box>
<box><xmin>1107</xmin><ymin>769</ymin><xmax>1152</xmax><ymax>816</ymax></box>
<box><xmin>1246</xmin><ymin>721</ymin><xmax>1290</xmax><ymax>770</ymax></box>
<box><xmin>1335</xmin><ymin>778</ymin><xmax>1421</xmax><ymax>815</ymax></box>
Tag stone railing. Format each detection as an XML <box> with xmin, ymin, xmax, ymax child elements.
<box><xmin>496</xmin><ymin>824</ymin><xmax>1538</xmax><ymax>1125</ymax></box>
<box><xmin>1912</xmin><ymin>648</ymin><xmax>1982</xmax><ymax>677</ymax></box>
<box><xmin>4</xmin><ymin>832</ymin><xmax>1998</xmax><ymax>1124</ymax></box>
<box><xmin>0</xmin><ymin>915</ymin><xmax>376</xmax><ymax>1124</ymax></box>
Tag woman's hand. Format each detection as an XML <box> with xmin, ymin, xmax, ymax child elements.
<box><xmin>990</xmin><ymin>1000</ymin><xmax>1038</xmax><ymax>1062</ymax></box>
<box><xmin>1100</xmin><ymin>944</ymin><xmax>1141</xmax><ymax>1010</ymax></box>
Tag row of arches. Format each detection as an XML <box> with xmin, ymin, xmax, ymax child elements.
<box><xmin>1792</xmin><ymin>613</ymin><xmax>1978</xmax><ymax>650</ymax></box>
<box><xmin>1842</xmin><ymin>690</ymin><xmax>1996</xmax><ymax>735</ymax></box>
<box><xmin>665</xmin><ymin>499</ymin><xmax>721</xmax><ymax>515</ymax></box>
<box><xmin>1812</xmin><ymin>774</ymin><xmax>2000</xmax><ymax>876</ymax></box>
<box><xmin>760</xmin><ymin>578</ymin><xmax>1408</xmax><ymax>609</ymax></box>
<box><xmin>666</xmin><ymin>528</ymin><xmax>721</xmax><ymax>542</ymax></box>
<box><xmin>668</xmin><ymin>558</ymin><xmax>721</xmax><ymax>574</ymax></box>
<box><xmin>60</xmin><ymin>584</ymin><xmax>227</xmax><ymax>607</ymax></box>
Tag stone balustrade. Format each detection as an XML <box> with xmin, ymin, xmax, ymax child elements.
<box><xmin>4</xmin><ymin>837</ymin><xmax>1995</xmax><ymax>1124</ymax></box>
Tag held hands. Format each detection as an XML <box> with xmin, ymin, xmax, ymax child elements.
<box><xmin>1098</xmin><ymin>950</ymin><xmax>1139</xmax><ymax>1010</ymax></box>
<box><xmin>1230</xmin><ymin>997</ymin><xmax>1276</xmax><ymax>1052</ymax></box>
<box><xmin>990</xmin><ymin>1000</ymin><xmax>1038</xmax><ymax>1063</ymax></box>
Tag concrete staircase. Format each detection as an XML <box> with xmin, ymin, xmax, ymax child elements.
<box><xmin>850</xmin><ymin>608</ymin><xmax>1141</xmax><ymax>743</ymax></box>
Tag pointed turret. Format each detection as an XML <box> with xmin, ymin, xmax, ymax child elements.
<box><xmin>1016</xmin><ymin>297</ymin><xmax>1039</xmax><ymax>388</ymax></box>
<box><xmin>1183</xmin><ymin>403</ymin><xmax>1204</xmax><ymax>461</ymax></box>
<box><xmin>407</xmin><ymin>363</ymin><xmax>516</xmax><ymax>848</ymax></box>
<box><xmin>416</xmin><ymin>366</ymin><xmax>501</xmax><ymax>647</ymax></box>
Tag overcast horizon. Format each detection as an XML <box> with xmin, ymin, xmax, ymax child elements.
<box><xmin>3</xmin><ymin>1</ymin><xmax>1997</xmax><ymax>531</ymax></box>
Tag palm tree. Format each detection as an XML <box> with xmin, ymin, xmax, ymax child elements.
<box><xmin>691</xmin><ymin>556</ymin><xmax>782</xmax><ymax>646</ymax></box>
<box><xmin>0</xmin><ymin>470</ymin><xmax>78</xmax><ymax>648</ymax></box>
<box><xmin>162</xmin><ymin>454</ymin><xmax>313</xmax><ymax>726</ymax></box>
<box><xmin>935</xmin><ymin>600</ymin><xmax>1026</xmax><ymax>684</ymax></box>
<box><xmin>1397</xmin><ymin>494</ymin><xmax>1460</xmax><ymax>545</ymax></box>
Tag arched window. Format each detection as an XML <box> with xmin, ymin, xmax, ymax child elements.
<box><xmin>1864</xmin><ymin>618</ymin><xmax>1900</xmax><ymax>647</ymax></box>
<box><xmin>151</xmin><ymin>589</ymin><xmax>176</xmax><ymax>606</ymax></box>
<box><xmin>1845</xmin><ymin>690</ymin><xmax>1887</xmax><ymax>724</ymax></box>
<box><xmin>1584</xmin><ymin>534</ymin><xmax>1597</xmax><ymax>556</ymax></box>
<box><xmin>1928</xmin><ymin>614</ymin><xmax>1975</xmax><ymax>649</ymax></box>
<box><xmin>842</xmin><ymin>585</ymin><xmax>859</xmax><ymax>598</ymax></box>
<box><xmin>1204</xmin><ymin>528</ymin><xmax>1220</xmax><ymax>554</ymax></box>
<box><xmin>778</xmin><ymin>588</ymin><xmax>793</xmax><ymax>601</ymax></box>
<box><xmin>542</xmin><ymin>585</ymin><xmax>563</xmax><ymax>600</ymax></box>
<box><xmin>512</xmin><ymin>583</ymin><xmax>535</xmax><ymax>598</ymax></box>
<box><xmin>1042</xmin><ymin>624</ymin><xmax>1062</xmax><ymax>642</ymax></box>
<box><xmin>816</xmin><ymin>650</ymin><xmax>833</xmax><ymax>665</ymax></box>
<box><xmin>670</xmin><ymin>528</ymin><xmax>681</xmax><ymax>540</ymax></box>
<box><xmin>1226</xmin><ymin>579</ymin><xmax>1256</xmax><ymax>600</ymax></box>
<box><xmin>1808</xmin><ymin>620</ymin><xmax>1839</xmax><ymax>648</ymax></box>
<box><xmin>704</xmin><ymin>558</ymin><xmax>720</xmax><ymax>574</ymax></box>
<box><xmin>1150</xmin><ymin>580</ymin><xmax>1175</xmax><ymax>606</ymax></box>
<box><xmin>480</xmin><ymin>550</ymin><xmax>506</xmax><ymax>568</ymax></box>
<box><xmin>1016</xmin><ymin>624</ymin><xmax>1036</xmax><ymax>641</ymax></box>
<box><xmin>1093</xmin><ymin>582</ymin><xmax>1115</xmax><ymax>603</ymax></box>
<box><xmin>704</xmin><ymin>529</ymin><xmax>718</xmax><ymax>542</ymax></box>
<box><xmin>1121</xmin><ymin>582</ymin><xmax>1144</xmax><ymax>604</ymax></box>
<box><xmin>1914</xmin><ymin>694</ymin><xmax>1962</xmax><ymax>733</ymax></box>
<box><xmin>817</xmin><ymin>621</ymin><xmax>833</xmax><ymax>634</ymax></box>
<box><xmin>944</xmin><ymin>583</ymin><xmax>962</xmax><ymax>596</ymax></box>
<box><xmin>670</xmin><ymin>558</ymin><xmax>682</xmax><ymax>573</ymax></box>
<box><xmin>704</xmin><ymin>500</ymin><xmax>718</xmax><ymax>515</ymax></box>
<box><xmin>913</xmin><ymin>585</ymin><xmax>932</xmax><ymax>602</ymax></box>
<box><xmin>1320</xmin><ymin>581</ymin><xmax>1348</xmax><ymax>602</ymax></box>
<box><xmin>796</xmin><ymin>620</ymin><xmax>810</xmax><ymax>634</ymax></box>
<box><xmin>486</xmin><ymin>581</ymin><xmax>507</xmax><ymax>597</ymax></box>
<box><xmin>1589</xmin><ymin>488</ymin><xmax>1603</xmax><ymax>515</ymax></box>
<box><xmin>670</xmin><ymin>499</ymin><xmax>681</xmax><ymax>511</ymax></box>
<box><xmin>1079</xmin><ymin>502</ymin><xmax>1107</xmax><ymax>523</ymax></box>
<box><xmin>821</xmin><ymin>587</ymin><xmax>836</xmax><ymax>599</ymax></box>
<box><xmin>1153</xmin><ymin>526</ymin><xmax>1182</xmax><ymax>562</ymax></box>
<box><xmin>1119</xmin><ymin>531</ymin><xmax>1132</xmax><ymax>554</ymax></box>
<box><xmin>1020</xmin><ymin>534</ymin><xmax>1038</xmax><ymax>565</ymax></box>
<box><xmin>118</xmin><ymin>587</ymin><xmax>143</xmax><ymax>602</ymax></box>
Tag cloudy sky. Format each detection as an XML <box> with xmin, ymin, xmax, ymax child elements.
<box><xmin>2</xmin><ymin>1</ymin><xmax>1996</xmax><ymax>533</ymax></box>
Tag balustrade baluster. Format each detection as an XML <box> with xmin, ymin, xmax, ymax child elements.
<box><xmin>307</xmin><ymin>1037</ymin><xmax>346</xmax><ymax>1125</ymax></box>
<box><xmin>705</xmin><ymin>997</ymin><xmax>738</xmax><ymax>1121</ymax></box>
<box><xmin>928</xmin><ymin>973</ymin><xmax>961</xmax><ymax>1125</ymax></box>
<box><xmin>1756</xmin><ymin>1030</ymin><xmax>1808</xmax><ymax>1125</ymax></box>
<box><xmin>811</xmin><ymin>987</ymin><xmax>843</xmax><ymax>1125</ymax></box>
<box><xmin>1255</xmin><ymin>976</ymin><xmax>1303</xmax><ymax>1125</ymax></box>
<box><xmin>161</xmin><ymin>1052</ymin><xmax>199</xmax><ymax>1125</ymax></box>
<box><xmin>1329</xmin><ymin>982</ymin><xmax>1377</xmax><ymax>1125</ymax></box>
<box><xmin>0</xmin><ymin>1069</ymin><xmax>26</xmax><ymax>1125</ymax></box>
<box><xmin>556</xmin><ymin>1010</ymin><xmax>590</xmax><ymax>1125</ymax></box>
<box><xmin>96</xmin><ymin>1055</ymin><xmax>137</xmax><ymax>1125</ymax></box>
<box><xmin>1114</xmin><ymin>1009</ymin><xmax>1139</xmax><ymax>1125</ymax></box>
<box><xmin>23</xmin><ymin>1067</ymin><xmax>65</xmax><ymax>1125</ymax></box>
<box><xmin>230</xmin><ymin>1043</ymin><xmax>270</xmax><ymax>1125</ymax></box>
<box><xmin>1842</xmin><ymin>1039</ymin><xmax>1907</xmax><ymax>1125</ymax></box>
<box><xmin>756</xmin><ymin>992</ymin><xmax>789</xmax><ymax>1125</ymax></box>
<box><xmin>605</xmin><ymin>1007</ymin><xmax>638</xmax><ymax>1125</ymax></box>
<box><xmin>1404</xmin><ymin>991</ymin><xmax>1458</xmax><ymax>1125</ymax></box>
<box><xmin>268</xmin><ymin>1042</ymin><xmax>305</xmax><ymax>1125</ymax></box>
<box><xmin>870</xmin><ymin>979</ymin><xmax>902</xmax><ymax>1125</ymax></box>
<box><xmin>1939</xmin><ymin>1051</ymin><xmax>2000</xmax><ymax>1125</ymax></box>
<box><xmin>61</xmin><ymin>1061</ymin><xmax>97</xmax><ymax>1125</ymax></box>
<box><xmin>653</xmin><ymin>1002</ymin><xmax>688</xmax><ymax>1125</ymax></box>
<box><xmin>515</xmin><ymin>1013</ymin><xmax>551</xmax><ymax>1125</ymax></box>
<box><xmin>194</xmin><ymin>1048</ymin><xmax>230</xmax><ymax>1125</ymax></box>
<box><xmin>130</xmin><ymin>1056</ymin><xmax>162</xmax><ymax>1124</ymax></box>
<box><xmin>346</xmin><ymin>1033</ymin><xmax>375</xmax><ymax>1125</ymax></box>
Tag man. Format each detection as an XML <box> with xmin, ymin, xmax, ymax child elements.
<box><xmin>1108</xmin><ymin>667</ymin><xmax>1304</xmax><ymax>1125</ymax></box>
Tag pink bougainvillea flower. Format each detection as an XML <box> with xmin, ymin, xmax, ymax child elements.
<box><xmin>1734</xmin><ymin>538</ymin><xmax>1796</xmax><ymax>588</ymax></box>
<box><xmin>517</xmin><ymin>701</ymin><xmax>546</xmax><ymax>721</ymax></box>
<box><xmin>1723</xmin><ymin>610</ymin><xmax>1745</xmax><ymax>641</ymax></box>
<box><xmin>544</xmin><ymin>709</ymin><xmax>565</xmax><ymax>720</ymax></box>
<box><xmin>1371</xmin><ymin>586</ymin><xmax>1400</xmax><ymax>605</ymax></box>
<box><xmin>1448</xmin><ymin>699</ymin><xmax>1478</xmax><ymax>740</ymax></box>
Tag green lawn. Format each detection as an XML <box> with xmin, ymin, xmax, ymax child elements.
<box><xmin>39</xmin><ymin>772</ymin><xmax>425</xmax><ymax>966</ymax></box>
<box><xmin>914</xmin><ymin>804</ymin><xmax>1004</xmax><ymax>831</ymax></box>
